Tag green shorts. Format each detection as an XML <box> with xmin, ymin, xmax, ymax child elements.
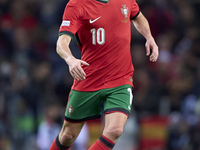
<box><xmin>65</xmin><ymin>84</ymin><xmax>133</xmax><ymax>123</ymax></box>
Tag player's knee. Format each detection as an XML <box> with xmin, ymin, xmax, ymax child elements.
<box><xmin>59</xmin><ymin>132</ymin><xmax>76</xmax><ymax>145</ymax></box>
<box><xmin>105</xmin><ymin>126</ymin><xmax>124</xmax><ymax>139</ymax></box>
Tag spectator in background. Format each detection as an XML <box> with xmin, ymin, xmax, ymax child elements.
<box><xmin>37</xmin><ymin>103</ymin><xmax>89</xmax><ymax>150</ymax></box>
<box><xmin>37</xmin><ymin>103</ymin><xmax>61</xmax><ymax>150</ymax></box>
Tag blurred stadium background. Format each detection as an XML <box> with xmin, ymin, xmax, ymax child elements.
<box><xmin>0</xmin><ymin>0</ymin><xmax>200</xmax><ymax>150</ymax></box>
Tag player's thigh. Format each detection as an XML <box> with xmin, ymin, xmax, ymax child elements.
<box><xmin>59</xmin><ymin>120</ymin><xmax>84</xmax><ymax>142</ymax></box>
<box><xmin>104</xmin><ymin>84</ymin><xmax>133</xmax><ymax>116</ymax></box>
<box><xmin>103</xmin><ymin>112</ymin><xmax>128</xmax><ymax>142</ymax></box>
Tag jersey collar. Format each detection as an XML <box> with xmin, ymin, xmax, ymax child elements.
<box><xmin>95</xmin><ymin>0</ymin><xmax>110</xmax><ymax>4</ymax></box>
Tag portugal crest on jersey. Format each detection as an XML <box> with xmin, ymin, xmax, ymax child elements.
<box><xmin>121</xmin><ymin>4</ymin><xmax>129</xmax><ymax>23</ymax></box>
<box><xmin>121</xmin><ymin>4</ymin><xmax>128</xmax><ymax>19</ymax></box>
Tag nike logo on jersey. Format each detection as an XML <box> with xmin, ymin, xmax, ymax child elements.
<box><xmin>89</xmin><ymin>16</ymin><xmax>101</xmax><ymax>23</ymax></box>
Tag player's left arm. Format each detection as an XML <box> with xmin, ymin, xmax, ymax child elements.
<box><xmin>132</xmin><ymin>12</ymin><xmax>159</xmax><ymax>62</ymax></box>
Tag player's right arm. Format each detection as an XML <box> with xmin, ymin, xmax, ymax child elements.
<box><xmin>132</xmin><ymin>12</ymin><xmax>159</xmax><ymax>62</ymax></box>
<box><xmin>56</xmin><ymin>34</ymin><xmax>89</xmax><ymax>81</ymax></box>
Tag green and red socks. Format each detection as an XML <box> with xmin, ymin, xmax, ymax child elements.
<box><xmin>49</xmin><ymin>136</ymin><xmax>70</xmax><ymax>150</ymax></box>
<box><xmin>89</xmin><ymin>135</ymin><xmax>115</xmax><ymax>150</ymax></box>
<box><xmin>50</xmin><ymin>135</ymin><xmax>115</xmax><ymax>150</ymax></box>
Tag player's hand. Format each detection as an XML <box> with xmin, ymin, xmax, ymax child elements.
<box><xmin>67</xmin><ymin>57</ymin><xmax>89</xmax><ymax>81</ymax></box>
<box><xmin>145</xmin><ymin>37</ymin><xmax>159</xmax><ymax>62</ymax></box>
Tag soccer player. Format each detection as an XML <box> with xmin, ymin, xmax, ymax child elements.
<box><xmin>50</xmin><ymin>0</ymin><xmax>159</xmax><ymax>149</ymax></box>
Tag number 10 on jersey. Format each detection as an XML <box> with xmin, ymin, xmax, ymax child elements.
<box><xmin>90</xmin><ymin>28</ymin><xmax>105</xmax><ymax>45</ymax></box>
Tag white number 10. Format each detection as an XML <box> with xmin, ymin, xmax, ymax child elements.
<box><xmin>90</xmin><ymin>28</ymin><xmax>105</xmax><ymax>45</ymax></box>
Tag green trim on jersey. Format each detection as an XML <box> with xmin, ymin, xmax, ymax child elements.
<box><xmin>96</xmin><ymin>0</ymin><xmax>110</xmax><ymax>4</ymax></box>
<box><xmin>59</xmin><ymin>31</ymin><xmax>74</xmax><ymax>39</ymax></box>
<box><xmin>130</xmin><ymin>11</ymin><xmax>140</xmax><ymax>20</ymax></box>
<box><xmin>58</xmin><ymin>33</ymin><xmax>73</xmax><ymax>39</ymax></box>
<box><xmin>65</xmin><ymin>84</ymin><xmax>133</xmax><ymax>122</ymax></box>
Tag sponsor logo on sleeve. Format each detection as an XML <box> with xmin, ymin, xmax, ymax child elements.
<box><xmin>61</xmin><ymin>20</ymin><xmax>70</xmax><ymax>27</ymax></box>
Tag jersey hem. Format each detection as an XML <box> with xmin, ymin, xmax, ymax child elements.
<box><xmin>104</xmin><ymin>108</ymin><xmax>130</xmax><ymax>117</ymax></box>
<box><xmin>72</xmin><ymin>82</ymin><xmax>133</xmax><ymax>92</ymax></box>
<box><xmin>64</xmin><ymin>115</ymin><xmax>101</xmax><ymax>123</ymax></box>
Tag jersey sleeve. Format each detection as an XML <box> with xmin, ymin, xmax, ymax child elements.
<box><xmin>130</xmin><ymin>0</ymin><xmax>140</xmax><ymax>20</ymax></box>
<box><xmin>59</xmin><ymin>0</ymin><xmax>81</xmax><ymax>38</ymax></box>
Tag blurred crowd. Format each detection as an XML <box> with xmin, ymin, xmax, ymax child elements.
<box><xmin>0</xmin><ymin>0</ymin><xmax>199</xmax><ymax>150</ymax></box>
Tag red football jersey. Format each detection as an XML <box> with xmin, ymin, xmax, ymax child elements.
<box><xmin>59</xmin><ymin>0</ymin><xmax>140</xmax><ymax>91</ymax></box>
